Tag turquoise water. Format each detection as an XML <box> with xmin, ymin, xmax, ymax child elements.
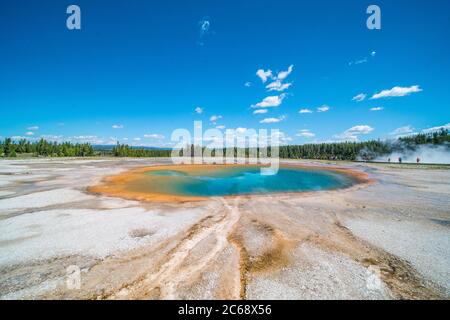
<box><xmin>144</xmin><ymin>166</ymin><xmax>357</xmax><ymax>197</ymax></box>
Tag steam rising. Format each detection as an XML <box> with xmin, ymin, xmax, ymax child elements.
<box><xmin>373</xmin><ymin>144</ymin><xmax>450</xmax><ymax>164</ymax></box>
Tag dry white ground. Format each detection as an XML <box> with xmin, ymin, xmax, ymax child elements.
<box><xmin>0</xmin><ymin>158</ymin><xmax>448</xmax><ymax>300</ymax></box>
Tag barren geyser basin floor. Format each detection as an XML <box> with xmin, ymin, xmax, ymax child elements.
<box><xmin>0</xmin><ymin>158</ymin><xmax>449</xmax><ymax>299</ymax></box>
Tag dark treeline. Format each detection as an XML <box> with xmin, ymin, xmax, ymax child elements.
<box><xmin>1</xmin><ymin>129</ymin><xmax>448</xmax><ymax>160</ymax></box>
<box><xmin>279</xmin><ymin>140</ymin><xmax>390</xmax><ymax>161</ymax></box>
<box><xmin>0</xmin><ymin>138</ymin><xmax>94</xmax><ymax>157</ymax></box>
<box><xmin>112</xmin><ymin>143</ymin><xmax>171</xmax><ymax>157</ymax></box>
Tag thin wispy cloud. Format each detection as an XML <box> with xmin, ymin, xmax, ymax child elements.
<box><xmin>348</xmin><ymin>51</ymin><xmax>376</xmax><ymax>66</ymax></box>
<box><xmin>112</xmin><ymin>124</ymin><xmax>124</xmax><ymax>129</ymax></box>
<box><xmin>390</xmin><ymin>125</ymin><xmax>415</xmax><ymax>137</ymax></box>
<box><xmin>317</xmin><ymin>105</ymin><xmax>330</xmax><ymax>113</ymax></box>
<box><xmin>371</xmin><ymin>85</ymin><xmax>422</xmax><ymax>99</ymax></box>
<box><xmin>25</xmin><ymin>131</ymin><xmax>34</xmax><ymax>136</ymax></box>
<box><xmin>370</xmin><ymin>107</ymin><xmax>383</xmax><ymax>111</ymax></box>
<box><xmin>260</xmin><ymin>116</ymin><xmax>286</xmax><ymax>124</ymax></box>
<box><xmin>265</xmin><ymin>80</ymin><xmax>292</xmax><ymax>92</ymax></box>
<box><xmin>352</xmin><ymin>93</ymin><xmax>366</xmax><ymax>102</ymax></box>
<box><xmin>422</xmin><ymin>123</ymin><xmax>450</xmax><ymax>133</ymax></box>
<box><xmin>296</xmin><ymin>129</ymin><xmax>315</xmax><ymax>138</ymax></box>
<box><xmin>348</xmin><ymin>57</ymin><xmax>367</xmax><ymax>66</ymax></box>
<box><xmin>144</xmin><ymin>134</ymin><xmax>165</xmax><ymax>139</ymax></box>
<box><xmin>27</xmin><ymin>126</ymin><xmax>39</xmax><ymax>131</ymax></box>
<box><xmin>253</xmin><ymin>109</ymin><xmax>268</xmax><ymax>114</ymax></box>
<box><xmin>299</xmin><ymin>108</ymin><xmax>313</xmax><ymax>114</ymax></box>
<box><xmin>244</xmin><ymin>82</ymin><xmax>252</xmax><ymax>87</ymax></box>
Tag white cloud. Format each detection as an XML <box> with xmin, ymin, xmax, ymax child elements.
<box><xmin>235</xmin><ymin>127</ymin><xmax>248</xmax><ymax>134</ymax></box>
<box><xmin>317</xmin><ymin>105</ymin><xmax>330</xmax><ymax>112</ymax></box>
<box><xmin>144</xmin><ymin>134</ymin><xmax>165</xmax><ymax>139</ymax></box>
<box><xmin>347</xmin><ymin>125</ymin><xmax>374</xmax><ymax>135</ymax></box>
<box><xmin>216</xmin><ymin>125</ymin><xmax>226</xmax><ymax>130</ymax></box>
<box><xmin>25</xmin><ymin>132</ymin><xmax>34</xmax><ymax>136</ymax></box>
<box><xmin>27</xmin><ymin>126</ymin><xmax>39</xmax><ymax>131</ymax></box>
<box><xmin>256</xmin><ymin>65</ymin><xmax>294</xmax><ymax>93</ymax></box>
<box><xmin>253</xmin><ymin>109</ymin><xmax>268</xmax><ymax>114</ymax></box>
<box><xmin>210</xmin><ymin>115</ymin><xmax>223</xmax><ymax>124</ymax></box>
<box><xmin>270</xmin><ymin>131</ymin><xmax>292</xmax><ymax>146</ymax></box>
<box><xmin>252</xmin><ymin>94</ymin><xmax>286</xmax><ymax>108</ymax></box>
<box><xmin>390</xmin><ymin>125</ymin><xmax>415</xmax><ymax>137</ymax></box>
<box><xmin>41</xmin><ymin>135</ymin><xmax>63</xmax><ymax>141</ymax></box>
<box><xmin>371</xmin><ymin>51</ymin><xmax>376</xmax><ymax>57</ymax></box>
<box><xmin>256</xmin><ymin>69</ymin><xmax>273</xmax><ymax>83</ymax></box>
<box><xmin>133</xmin><ymin>137</ymin><xmax>141</xmax><ymax>141</ymax></box>
<box><xmin>352</xmin><ymin>93</ymin><xmax>366</xmax><ymax>102</ymax></box>
<box><xmin>265</xmin><ymin>80</ymin><xmax>292</xmax><ymax>92</ymax></box>
<box><xmin>371</xmin><ymin>85</ymin><xmax>422</xmax><ymax>99</ymax></box>
<box><xmin>244</xmin><ymin>82</ymin><xmax>252</xmax><ymax>87</ymax></box>
<box><xmin>194</xmin><ymin>107</ymin><xmax>203</xmax><ymax>114</ymax></box>
<box><xmin>11</xmin><ymin>136</ymin><xmax>31</xmax><ymax>141</ymax></box>
<box><xmin>299</xmin><ymin>108</ymin><xmax>313</xmax><ymax>114</ymax></box>
<box><xmin>334</xmin><ymin>125</ymin><xmax>374</xmax><ymax>141</ymax></box>
<box><xmin>276</xmin><ymin>65</ymin><xmax>294</xmax><ymax>81</ymax></box>
<box><xmin>71</xmin><ymin>135</ymin><xmax>105</xmax><ymax>144</ymax></box>
<box><xmin>73</xmin><ymin>135</ymin><xmax>98</xmax><ymax>140</ymax></box>
<box><xmin>112</xmin><ymin>124</ymin><xmax>124</xmax><ymax>129</ymax></box>
<box><xmin>260</xmin><ymin>116</ymin><xmax>285</xmax><ymax>124</ymax></box>
<box><xmin>296</xmin><ymin>129</ymin><xmax>315</xmax><ymax>138</ymax></box>
<box><xmin>370</xmin><ymin>107</ymin><xmax>384</xmax><ymax>111</ymax></box>
<box><xmin>422</xmin><ymin>123</ymin><xmax>450</xmax><ymax>133</ymax></box>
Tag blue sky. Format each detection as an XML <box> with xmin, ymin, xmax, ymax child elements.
<box><xmin>0</xmin><ymin>0</ymin><xmax>449</xmax><ymax>146</ymax></box>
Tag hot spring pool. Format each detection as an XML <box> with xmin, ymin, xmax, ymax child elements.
<box><xmin>121</xmin><ymin>166</ymin><xmax>359</xmax><ymax>198</ymax></box>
